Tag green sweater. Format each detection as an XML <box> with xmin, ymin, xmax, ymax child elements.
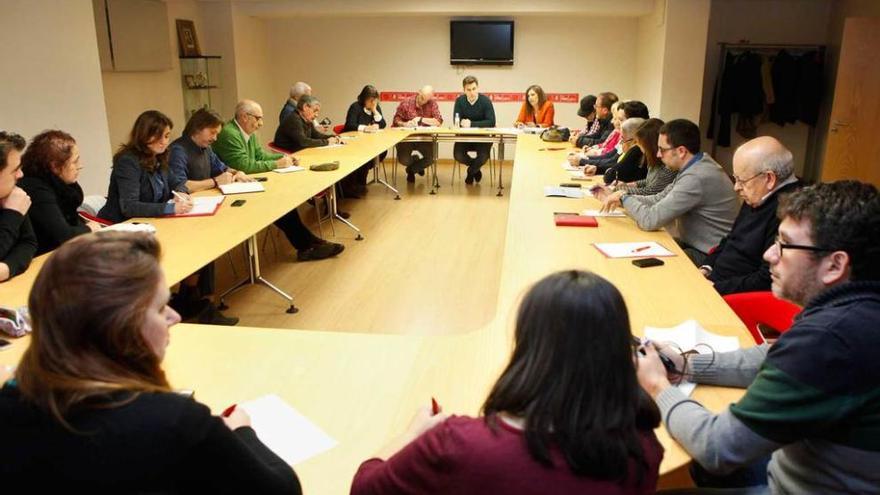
<box><xmin>452</xmin><ymin>94</ymin><xmax>496</xmax><ymax>128</ymax></box>
<box><xmin>212</xmin><ymin>120</ymin><xmax>282</xmax><ymax>174</ymax></box>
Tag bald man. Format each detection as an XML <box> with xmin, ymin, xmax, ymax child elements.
<box><xmin>700</xmin><ymin>136</ymin><xmax>801</xmax><ymax>294</ymax></box>
<box><xmin>392</xmin><ymin>85</ymin><xmax>443</xmax><ymax>182</ymax></box>
<box><xmin>213</xmin><ymin>99</ymin><xmax>345</xmax><ymax>262</ymax></box>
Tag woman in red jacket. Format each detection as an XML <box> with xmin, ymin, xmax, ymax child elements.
<box><xmin>514</xmin><ymin>85</ymin><xmax>555</xmax><ymax>128</ymax></box>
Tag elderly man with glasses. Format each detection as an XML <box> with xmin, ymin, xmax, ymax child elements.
<box><xmin>637</xmin><ymin>180</ymin><xmax>880</xmax><ymax>493</ymax></box>
<box><xmin>697</xmin><ymin>136</ymin><xmax>802</xmax><ymax>294</ymax></box>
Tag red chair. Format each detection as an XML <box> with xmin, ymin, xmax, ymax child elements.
<box><xmin>333</xmin><ymin>124</ymin><xmax>345</xmax><ymax>135</ymax></box>
<box><xmin>723</xmin><ymin>291</ymin><xmax>801</xmax><ymax>344</ymax></box>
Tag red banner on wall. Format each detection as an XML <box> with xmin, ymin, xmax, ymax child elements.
<box><xmin>380</xmin><ymin>91</ymin><xmax>579</xmax><ymax>103</ymax></box>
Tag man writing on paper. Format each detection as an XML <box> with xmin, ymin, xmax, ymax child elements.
<box><xmin>603</xmin><ymin>119</ymin><xmax>739</xmax><ymax>265</ymax></box>
<box><xmin>637</xmin><ymin>181</ymin><xmax>880</xmax><ymax>493</ymax></box>
<box><xmin>274</xmin><ymin>96</ymin><xmax>341</xmax><ymax>153</ymax></box>
<box><xmin>213</xmin><ymin>100</ymin><xmax>343</xmax><ymax>262</ymax></box>
<box><xmin>699</xmin><ymin>136</ymin><xmax>801</xmax><ymax>295</ymax></box>
<box><xmin>169</xmin><ymin>109</ymin><xmax>253</xmax><ymax>193</ymax></box>
<box><xmin>392</xmin><ymin>85</ymin><xmax>443</xmax><ymax>183</ymax></box>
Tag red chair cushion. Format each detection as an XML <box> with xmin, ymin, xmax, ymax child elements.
<box><xmin>723</xmin><ymin>291</ymin><xmax>801</xmax><ymax>344</ymax></box>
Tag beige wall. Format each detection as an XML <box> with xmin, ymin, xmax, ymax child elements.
<box><xmin>0</xmin><ymin>0</ymin><xmax>113</xmax><ymax>196</ymax></box>
<box><xmin>230</xmin><ymin>4</ymin><xmax>274</xmax><ymax>120</ymax></box>
<box><xmin>659</xmin><ymin>0</ymin><xmax>710</xmax><ymax>122</ymax></box>
<box><xmin>264</xmin><ymin>15</ymin><xmax>640</xmax><ymax>157</ymax></box>
<box><xmin>699</xmin><ymin>0</ymin><xmax>832</xmax><ymax>175</ymax></box>
<box><xmin>635</xmin><ymin>0</ymin><xmax>667</xmax><ymax>116</ymax></box>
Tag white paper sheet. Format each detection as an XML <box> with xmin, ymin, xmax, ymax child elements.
<box><xmin>273</xmin><ymin>165</ymin><xmax>305</xmax><ymax>174</ymax></box>
<box><xmin>593</xmin><ymin>241</ymin><xmax>675</xmax><ymax>258</ymax></box>
<box><xmin>544</xmin><ymin>186</ymin><xmax>589</xmax><ymax>199</ymax></box>
<box><xmin>581</xmin><ymin>209</ymin><xmax>626</xmax><ymax>217</ymax></box>
<box><xmin>561</xmin><ymin>161</ymin><xmax>583</xmax><ymax>172</ymax></box>
<box><xmin>642</xmin><ymin>320</ymin><xmax>742</xmax><ymax>396</ymax></box>
<box><xmin>219</xmin><ymin>182</ymin><xmax>265</xmax><ymax>195</ymax></box>
<box><xmin>166</xmin><ymin>195</ymin><xmax>225</xmax><ymax>216</ymax></box>
<box><xmin>239</xmin><ymin>394</ymin><xmax>338</xmax><ymax>466</ymax></box>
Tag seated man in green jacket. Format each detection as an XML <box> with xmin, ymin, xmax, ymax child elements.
<box><xmin>213</xmin><ymin>99</ymin><xmax>343</xmax><ymax>262</ymax></box>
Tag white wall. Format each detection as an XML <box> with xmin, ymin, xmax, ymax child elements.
<box><xmin>0</xmin><ymin>0</ymin><xmax>113</xmax><ymax>195</ymax></box>
<box><xmin>635</xmin><ymin>0</ymin><xmax>667</xmax><ymax>116</ymax></box>
<box><xmin>264</xmin><ymin>15</ymin><xmax>640</xmax><ymax>158</ymax></box>
<box><xmin>698</xmin><ymin>0</ymin><xmax>832</xmax><ymax>174</ymax></box>
<box><xmin>659</xmin><ymin>0</ymin><xmax>710</xmax><ymax>122</ymax></box>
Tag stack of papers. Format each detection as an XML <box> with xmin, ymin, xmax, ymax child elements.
<box><xmin>642</xmin><ymin>320</ymin><xmax>741</xmax><ymax>396</ymax></box>
<box><xmin>561</xmin><ymin>162</ymin><xmax>583</xmax><ymax>172</ymax></box>
<box><xmin>239</xmin><ymin>394</ymin><xmax>338</xmax><ymax>465</ymax></box>
<box><xmin>593</xmin><ymin>241</ymin><xmax>675</xmax><ymax>258</ymax></box>
<box><xmin>544</xmin><ymin>186</ymin><xmax>588</xmax><ymax>199</ymax></box>
<box><xmin>273</xmin><ymin>165</ymin><xmax>305</xmax><ymax>174</ymax></box>
<box><xmin>103</xmin><ymin>222</ymin><xmax>157</xmax><ymax>233</ymax></box>
<box><xmin>219</xmin><ymin>182</ymin><xmax>265</xmax><ymax>195</ymax></box>
<box><xmin>167</xmin><ymin>195</ymin><xmax>225</xmax><ymax>217</ymax></box>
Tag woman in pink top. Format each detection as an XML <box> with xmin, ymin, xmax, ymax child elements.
<box><xmin>351</xmin><ymin>270</ymin><xmax>663</xmax><ymax>495</ymax></box>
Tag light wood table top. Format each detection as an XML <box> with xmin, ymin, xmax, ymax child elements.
<box><xmin>0</xmin><ymin>132</ymin><xmax>750</xmax><ymax>494</ymax></box>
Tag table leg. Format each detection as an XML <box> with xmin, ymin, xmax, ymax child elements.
<box><xmin>329</xmin><ymin>183</ymin><xmax>364</xmax><ymax>240</ymax></box>
<box><xmin>219</xmin><ymin>235</ymin><xmax>298</xmax><ymax>314</ymax></box>
<box><xmin>367</xmin><ymin>154</ymin><xmax>400</xmax><ymax>200</ymax></box>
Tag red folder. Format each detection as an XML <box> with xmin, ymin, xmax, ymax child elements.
<box><xmin>554</xmin><ymin>214</ymin><xmax>598</xmax><ymax>227</ymax></box>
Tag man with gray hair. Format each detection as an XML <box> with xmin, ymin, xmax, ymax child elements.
<box><xmin>392</xmin><ymin>85</ymin><xmax>443</xmax><ymax>182</ymax></box>
<box><xmin>274</xmin><ymin>95</ymin><xmax>341</xmax><ymax>153</ymax></box>
<box><xmin>700</xmin><ymin>136</ymin><xmax>801</xmax><ymax>294</ymax></box>
<box><xmin>280</xmin><ymin>81</ymin><xmax>312</xmax><ymax>124</ymax></box>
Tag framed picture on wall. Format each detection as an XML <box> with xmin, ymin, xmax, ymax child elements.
<box><xmin>176</xmin><ymin>19</ymin><xmax>201</xmax><ymax>57</ymax></box>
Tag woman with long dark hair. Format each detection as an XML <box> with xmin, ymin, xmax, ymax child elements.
<box><xmin>0</xmin><ymin>232</ymin><xmax>301</xmax><ymax>492</ymax></box>
<box><xmin>99</xmin><ymin>110</ymin><xmax>236</xmax><ymax>325</ymax></box>
<box><xmin>351</xmin><ymin>270</ymin><xmax>663</xmax><ymax>494</ymax></box>
<box><xmin>19</xmin><ymin>130</ymin><xmax>102</xmax><ymax>254</ymax></box>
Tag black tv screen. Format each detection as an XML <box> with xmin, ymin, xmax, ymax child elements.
<box><xmin>450</xmin><ymin>21</ymin><xmax>514</xmax><ymax>65</ymax></box>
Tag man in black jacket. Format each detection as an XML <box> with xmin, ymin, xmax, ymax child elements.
<box><xmin>274</xmin><ymin>95</ymin><xmax>342</xmax><ymax>153</ymax></box>
<box><xmin>0</xmin><ymin>131</ymin><xmax>36</xmax><ymax>282</ymax></box>
<box><xmin>700</xmin><ymin>136</ymin><xmax>800</xmax><ymax>294</ymax></box>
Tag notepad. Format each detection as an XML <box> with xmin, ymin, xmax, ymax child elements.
<box><xmin>219</xmin><ymin>182</ymin><xmax>265</xmax><ymax>194</ymax></box>
<box><xmin>323</xmin><ymin>143</ymin><xmax>345</xmax><ymax>149</ymax></box>
<box><xmin>581</xmin><ymin>209</ymin><xmax>626</xmax><ymax>217</ymax></box>
<box><xmin>568</xmin><ymin>172</ymin><xmax>594</xmax><ymax>181</ymax></box>
<box><xmin>561</xmin><ymin>162</ymin><xmax>583</xmax><ymax>172</ymax></box>
<box><xmin>642</xmin><ymin>320</ymin><xmax>741</xmax><ymax>396</ymax></box>
<box><xmin>544</xmin><ymin>186</ymin><xmax>588</xmax><ymax>199</ymax></box>
<box><xmin>593</xmin><ymin>241</ymin><xmax>675</xmax><ymax>258</ymax></box>
<box><xmin>103</xmin><ymin>222</ymin><xmax>157</xmax><ymax>234</ymax></box>
<box><xmin>239</xmin><ymin>394</ymin><xmax>338</xmax><ymax>466</ymax></box>
<box><xmin>554</xmin><ymin>214</ymin><xmax>598</xmax><ymax>227</ymax></box>
<box><xmin>273</xmin><ymin>165</ymin><xmax>305</xmax><ymax>174</ymax></box>
<box><xmin>167</xmin><ymin>195</ymin><xmax>225</xmax><ymax>217</ymax></box>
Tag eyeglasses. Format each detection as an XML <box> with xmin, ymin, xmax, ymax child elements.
<box><xmin>733</xmin><ymin>171</ymin><xmax>767</xmax><ymax>185</ymax></box>
<box><xmin>773</xmin><ymin>237</ymin><xmax>836</xmax><ymax>257</ymax></box>
<box><xmin>247</xmin><ymin>113</ymin><xmax>264</xmax><ymax>121</ymax></box>
<box><xmin>658</xmin><ymin>146</ymin><xmax>675</xmax><ymax>154</ymax></box>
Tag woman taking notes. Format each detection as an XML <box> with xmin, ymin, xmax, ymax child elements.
<box><xmin>0</xmin><ymin>232</ymin><xmax>301</xmax><ymax>492</ymax></box>
<box><xmin>351</xmin><ymin>270</ymin><xmax>663</xmax><ymax>495</ymax></box>
<box><xmin>514</xmin><ymin>84</ymin><xmax>555</xmax><ymax>128</ymax></box>
<box><xmin>99</xmin><ymin>110</ymin><xmax>192</xmax><ymax>222</ymax></box>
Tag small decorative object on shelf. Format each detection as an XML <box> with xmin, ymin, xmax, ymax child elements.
<box><xmin>179</xmin><ymin>55</ymin><xmax>221</xmax><ymax>119</ymax></box>
<box><xmin>176</xmin><ymin>19</ymin><xmax>201</xmax><ymax>57</ymax></box>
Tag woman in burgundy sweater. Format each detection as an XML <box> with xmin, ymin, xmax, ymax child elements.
<box><xmin>351</xmin><ymin>270</ymin><xmax>664</xmax><ymax>495</ymax></box>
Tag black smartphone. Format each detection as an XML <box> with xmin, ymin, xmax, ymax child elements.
<box><xmin>632</xmin><ymin>257</ymin><xmax>664</xmax><ymax>268</ymax></box>
<box><xmin>0</xmin><ymin>338</ymin><xmax>11</xmax><ymax>351</ymax></box>
<box><xmin>559</xmin><ymin>183</ymin><xmax>581</xmax><ymax>188</ymax></box>
<box><xmin>231</xmin><ymin>199</ymin><xmax>247</xmax><ymax>207</ymax></box>
<box><xmin>254</xmin><ymin>177</ymin><xmax>268</xmax><ymax>182</ymax></box>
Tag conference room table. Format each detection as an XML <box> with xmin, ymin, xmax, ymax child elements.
<box><xmin>0</xmin><ymin>130</ymin><xmax>752</xmax><ymax>493</ymax></box>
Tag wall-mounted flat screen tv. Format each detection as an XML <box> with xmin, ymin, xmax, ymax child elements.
<box><xmin>450</xmin><ymin>20</ymin><xmax>514</xmax><ymax>65</ymax></box>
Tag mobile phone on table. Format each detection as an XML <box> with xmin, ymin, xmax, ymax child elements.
<box><xmin>559</xmin><ymin>183</ymin><xmax>581</xmax><ymax>188</ymax></box>
<box><xmin>632</xmin><ymin>258</ymin><xmax>664</xmax><ymax>268</ymax></box>
<box><xmin>254</xmin><ymin>177</ymin><xmax>268</xmax><ymax>182</ymax></box>
<box><xmin>0</xmin><ymin>338</ymin><xmax>11</xmax><ymax>351</ymax></box>
<box><xmin>231</xmin><ymin>199</ymin><xmax>246</xmax><ymax>207</ymax></box>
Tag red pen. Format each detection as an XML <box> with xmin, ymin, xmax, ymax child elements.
<box><xmin>431</xmin><ymin>397</ymin><xmax>441</xmax><ymax>415</ymax></box>
<box><xmin>221</xmin><ymin>404</ymin><xmax>237</xmax><ymax>417</ymax></box>
<box><xmin>631</xmin><ymin>245</ymin><xmax>651</xmax><ymax>254</ymax></box>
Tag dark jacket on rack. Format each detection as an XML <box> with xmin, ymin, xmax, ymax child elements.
<box><xmin>708</xmin><ymin>51</ymin><xmax>765</xmax><ymax>147</ymax></box>
<box><xmin>769</xmin><ymin>49</ymin><xmax>799</xmax><ymax>126</ymax></box>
